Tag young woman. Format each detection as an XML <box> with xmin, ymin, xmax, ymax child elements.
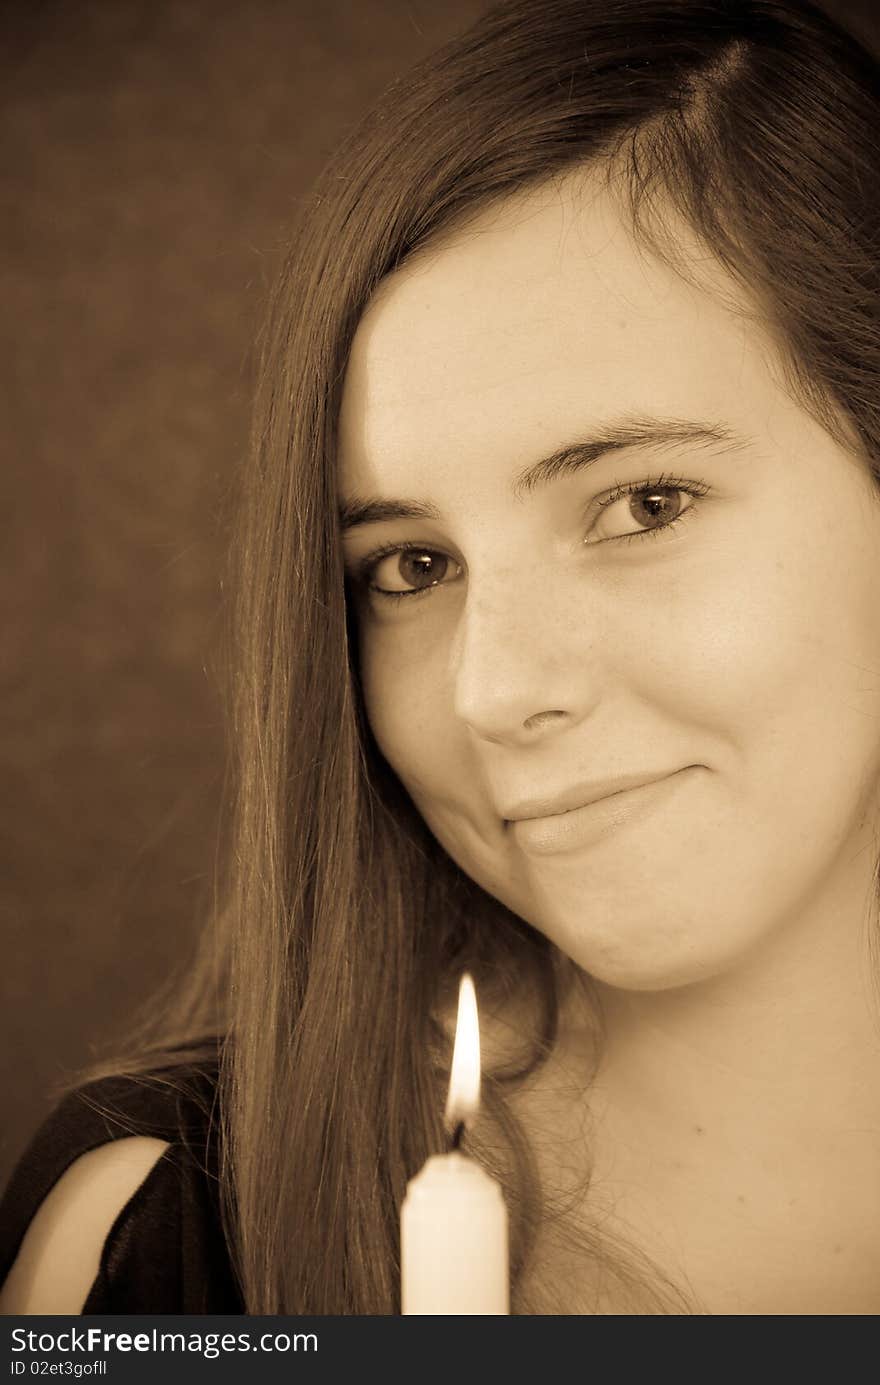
<box><xmin>2</xmin><ymin>0</ymin><xmax>879</xmax><ymax>1315</ymax></box>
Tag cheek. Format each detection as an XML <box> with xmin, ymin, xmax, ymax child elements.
<box><xmin>652</xmin><ymin>508</ymin><xmax>880</xmax><ymax>816</ymax></box>
<box><xmin>359</xmin><ymin>632</ymin><xmax>456</xmax><ymax>791</ymax></box>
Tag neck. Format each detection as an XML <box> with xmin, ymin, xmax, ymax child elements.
<box><xmin>532</xmin><ymin>868</ymin><xmax>880</xmax><ymax>1312</ymax></box>
<box><xmin>587</xmin><ymin>876</ymin><xmax>880</xmax><ymax>1145</ymax></box>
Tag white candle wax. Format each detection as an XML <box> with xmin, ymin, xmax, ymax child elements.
<box><xmin>401</xmin><ymin>1151</ymin><xmax>509</xmax><ymax>1314</ymax></box>
<box><xmin>400</xmin><ymin>972</ymin><xmax>510</xmax><ymax>1314</ymax></box>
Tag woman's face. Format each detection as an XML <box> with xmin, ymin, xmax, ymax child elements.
<box><xmin>338</xmin><ymin>177</ymin><xmax>880</xmax><ymax>992</ymax></box>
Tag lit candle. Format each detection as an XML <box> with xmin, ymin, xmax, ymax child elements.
<box><xmin>401</xmin><ymin>972</ymin><xmax>510</xmax><ymax>1314</ymax></box>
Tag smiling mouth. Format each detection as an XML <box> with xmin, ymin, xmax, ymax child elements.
<box><xmin>502</xmin><ymin>769</ymin><xmax>683</xmax><ymax>823</ymax></box>
<box><xmin>506</xmin><ymin>768</ymin><xmax>692</xmax><ymax>856</ymax></box>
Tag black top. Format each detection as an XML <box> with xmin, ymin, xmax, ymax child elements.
<box><xmin>0</xmin><ymin>1051</ymin><xmax>244</xmax><ymax>1313</ymax></box>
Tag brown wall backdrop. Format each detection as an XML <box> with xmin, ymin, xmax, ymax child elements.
<box><xmin>2</xmin><ymin>0</ymin><xmax>877</xmax><ymax>1189</ymax></box>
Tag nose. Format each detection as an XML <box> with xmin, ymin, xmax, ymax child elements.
<box><xmin>450</xmin><ymin>565</ymin><xmax>602</xmax><ymax>745</ymax></box>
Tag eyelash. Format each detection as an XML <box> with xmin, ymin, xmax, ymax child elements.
<box><xmin>355</xmin><ymin>471</ymin><xmax>711</xmax><ymax>604</ymax></box>
<box><xmin>595</xmin><ymin>471</ymin><xmax>710</xmax><ymax>543</ymax></box>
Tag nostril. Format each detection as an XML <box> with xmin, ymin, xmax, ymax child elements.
<box><xmin>523</xmin><ymin>709</ymin><xmax>568</xmax><ymax>731</ymax></box>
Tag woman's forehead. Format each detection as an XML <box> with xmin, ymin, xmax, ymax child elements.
<box><xmin>337</xmin><ymin>177</ymin><xmax>771</xmax><ymax>490</ymax></box>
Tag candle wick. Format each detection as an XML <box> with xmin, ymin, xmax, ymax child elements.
<box><xmin>449</xmin><ymin>1119</ymin><xmax>466</xmax><ymax>1152</ymax></box>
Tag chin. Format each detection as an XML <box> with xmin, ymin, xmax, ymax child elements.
<box><xmin>538</xmin><ymin>915</ymin><xmax>741</xmax><ymax>995</ymax></box>
<box><xmin>584</xmin><ymin>957</ymin><xmax>720</xmax><ymax>994</ymax></box>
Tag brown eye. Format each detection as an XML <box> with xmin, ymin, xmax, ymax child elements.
<box><xmin>627</xmin><ymin>485</ymin><xmax>684</xmax><ymax>529</ymax></box>
<box><xmin>588</xmin><ymin>474</ymin><xmax>709</xmax><ymax>545</ymax></box>
<box><xmin>372</xmin><ymin>548</ymin><xmax>451</xmax><ymax>593</ymax></box>
<box><xmin>591</xmin><ymin>484</ymin><xmax>684</xmax><ymax>542</ymax></box>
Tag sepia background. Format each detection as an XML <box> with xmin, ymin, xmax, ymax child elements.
<box><xmin>2</xmin><ymin>0</ymin><xmax>877</xmax><ymax>1188</ymax></box>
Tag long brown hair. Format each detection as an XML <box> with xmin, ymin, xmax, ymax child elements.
<box><xmin>67</xmin><ymin>0</ymin><xmax>880</xmax><ymax>1313</ymax></box>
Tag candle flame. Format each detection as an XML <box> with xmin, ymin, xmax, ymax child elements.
<box><xmin>444</xmin><ymin>972</ymin><xmax>481</xmax><ymax>1132</ymax></box>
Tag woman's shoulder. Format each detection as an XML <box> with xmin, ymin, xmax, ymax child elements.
<box><xmin>0</xmin><ymin>1040</ymin><xmax>243</xmax><ymax>1314</ymax></box>
<box><xmin>0</xmin><ymin>1136</ymin><xmax>171</xmax><ymax>1314</ymax></box>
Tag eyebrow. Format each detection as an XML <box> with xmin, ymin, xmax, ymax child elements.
<box><xmin>337</xmin><ymin>416</ymin><xmax>752</xmax><ymax>534</ymax></box>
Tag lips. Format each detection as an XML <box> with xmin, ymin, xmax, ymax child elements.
<box><xmin>501</xmin><ymin>770</ymin><xmax>681</xmax><ymax>823</ymax></box>
<box><xmin>505</xmin><ymin>769</ymin><xmax>692</xmax><ymax>857</ymax></box>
